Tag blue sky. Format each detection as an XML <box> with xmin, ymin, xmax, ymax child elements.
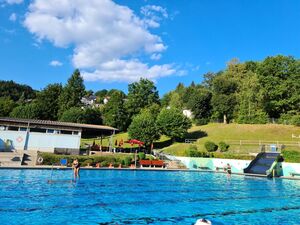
<box><xmin>1</xmin><ymin>0</ymin><xmax>300</xmax><ymax>96</ymax></box>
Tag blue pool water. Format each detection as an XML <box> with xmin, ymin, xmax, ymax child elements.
<box><xmin>0</xmin><ymin>169</ymin><xmax>300</xmax><ymax>225</ymax></box>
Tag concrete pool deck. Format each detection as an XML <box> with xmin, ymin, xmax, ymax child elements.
<box><xmin>1</xmin><ymin>165</ymin><xmax>300</xmax><ymax>180</ymax></box>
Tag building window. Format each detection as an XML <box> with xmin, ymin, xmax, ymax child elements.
<box><xmin>19</xmin><ymin>127</ymin><xmax>27</xmax><ymax>131</ymax></box>
<box><xmin>47</xmin><ymin>129</ymin><xmax>55</xmax><ymax>134</ymax></box>
<box><xmin>73</xmin><ymin>131</ymin><xmax>79</xmax><ymax>135</ymax></box>
<box><xmin>61</xmin><ymin>130</ymin><xmax>73</xmax><ymax>135</ymax></box>
<box><xmin>30</xmin><ymin>128</ymin><xmax>47</xmax><ymax>133</ymax></box>
<box><xmin>7</xmin><ymin>126</ymin><xmax>19</xmax><ymax>131</ymax></box>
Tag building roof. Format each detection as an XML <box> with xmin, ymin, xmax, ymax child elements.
<box><xmin>0</xmin><ymin>117</ymin><xmax>117</xmax><ymax>132</ymax></box>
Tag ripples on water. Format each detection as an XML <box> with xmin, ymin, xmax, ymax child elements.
<box><xmin>0</xmin><ymin>169</ymin><xmax>300</xmax><ymax>225</ymax></box>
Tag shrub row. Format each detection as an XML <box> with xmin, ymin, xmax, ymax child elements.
<box><xmin>204</xmin><ymin>141</ymin><xmax>230</xmax><ymax>152</ymax></box>
<box><xmin>39</xmin><ymin>152</ymin><xmax>138</xmax><ymax>167</ymax></box>
<box><xmin>282</xmin><ymin>150</ymin><xmax>300</xmax><ymax>163</ymax></box>
<box><xmin>184</xmin><ymin>148</ymin><xmax>254</xmax><ymax>160</ymax></box>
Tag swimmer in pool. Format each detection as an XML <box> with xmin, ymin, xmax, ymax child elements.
<box><xmin>72</xmin><ymin>159</ymin><xmax>80</xmax><ymax>179</ymax></box>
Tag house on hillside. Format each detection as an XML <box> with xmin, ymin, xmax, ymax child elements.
<box><xmin>103</xmin><ymin>96</ymin><xmax>110</xmax><ymax>104</ymax></box>
<box><xmin>183</xmin><ymin>109</ymin><xmax>193</xmax><ymax>119</ymax></box>
<box><xmin>81</xmin><ymin>95</ymin><xmax>98</xmax><ymax>107</ymax></box>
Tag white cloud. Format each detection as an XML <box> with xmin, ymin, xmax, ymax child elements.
<box><xmin>6</xmin><ymin>0</ymin><xmax>23</xmax><ymax>4</ymax></box>
<box><xmin>82</xmin><ymin>59</ymin><xmax>175</xmax><ymax>83</ymax></box>
<box><xmin>141</xmin><ymin>5</ymin><xmax>168</xmax><ymax>28</ymax></box>
<box><xmin>150</xmin><ymin>53</ymin><xmax>162</xmax><ymax>61</ymax></box>
<box><xmin>49</xmin><ymin>60</ymin><xmax>63</xmax><ymax>67</ymax></box>
<box><xmin>9</xmin><ymin>13</ymin><xmax>17</xmax><ymax>22</ymax></box>
<box><xmin>24</xmin><ymin>0</ymin><xmax>176</xmax><ymax>82</ymax></box>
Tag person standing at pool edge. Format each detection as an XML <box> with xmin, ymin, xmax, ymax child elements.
<box><xmin>72</xmin><ymin>159</ymin><xmax>80</xmax><ymax>179</ymax></box>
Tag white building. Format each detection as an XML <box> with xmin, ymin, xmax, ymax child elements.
<box><xmin>183</xmin><ymin>109</ymin><xmax>193</xmax><ymax>119</ymax></box>
<box><xmin>0</xmin><ymin>117</ymin><xmax>117</xmax><ymax>154</ymax></box>
<box><xmin>81</xmin><ymin>95</ymin><xmax>97</xmax><ymax>106</ymax></box>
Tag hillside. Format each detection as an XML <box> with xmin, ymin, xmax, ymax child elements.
<box><xmin>82</xmin><ymin>123</ymin><xmax>300</xmax><ymax>156</ymax></box>
<box><xmin>161</xmin><ymin>123</ymin><xmax>300</xmax><ymax>156</ymax></box>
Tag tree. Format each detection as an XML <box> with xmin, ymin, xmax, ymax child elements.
<box><xmin>102</xmin><ymin>91</ymin><xmax>129</xmax><ymax>131</ymax></box>
<box><xmin>186</xmin><ymin>88</ymin><xmax>212</xmax><ymax>122</ymax></box>
<box><xmin>10</xmin><ymin>103</ymin><xmax>43</xmax><ymax>119</ymax></box>
<box><xmin>160</xmin><ymin>92</ymin><xmax>172</xmax><ymax>107</ymax></box>
<box><xmin>140</xmin><ymin>103</ymin><xmax>161</xmax><ymax>120</ymax></box>
<box><xmin>211</xmin><ymin>74</ymin><xmax>237</xmax><ymax>123</ymax></box>
<box><xmin>156</xmin><ymin>108</ymin><xmax>192</xmax><ymax>141</ymax></box>
<box><xmin>128</xmin><ymin>110</ymin><xmax>160</xmax><ymax>146</ymax></box>
<box><xmin>60</xmin><ymin>107</ymin><xmax>102</xmax><ymax>124</ymax></box>
<box><xmin>36</xmin><ymin>83</ymin><xmax>63</xmax><ymax>120</ymax></box>
<box><xmin>0</xmin><ymin>97</ymin><xmax>16</xmax><ymax>117</ymax></box>
<box><xmin>58</xmin><ymin>69</ymin><xmax>85</xmax><ymax>117</ymax></box>
<box><xmin>235</xmin><ymin>72</ymin><xmax>267</xmax><ymax>124</ymax></box>
<box><xmin>257</xmin><ymin>55</ymin><xmax>300</xmax><ymax>118</ymax></box>
<box><xmin>95</xmin><ymin>89</ymin><xmax>108</xmax><ymax>103</ymax></box>
<box><xmin>169</xmin><ymin>92</ymin><xmax>184</xmax><ymax>110</ymax></box>
<box><xmin>0</xmin><ymin>80</ymin><xmax>36</xmax><ymax>101</ymax></box>
<box><xmin>126</xmin><ymin>78</ymin><xmax>160</xmax><ymax>116</ymax></box>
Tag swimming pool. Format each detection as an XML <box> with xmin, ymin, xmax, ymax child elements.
<box><xmin>0</xmin><ymin>169</ymin><xmax>299</xmax><ymax>225</ymax></box>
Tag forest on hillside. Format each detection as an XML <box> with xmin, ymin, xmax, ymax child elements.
<box><xmin>0</xmin><ymin>55</ymin><xmax>300</xmax><ymax>137</ymax></box>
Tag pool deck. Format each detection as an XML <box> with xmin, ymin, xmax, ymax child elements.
<box><xmin>1</xmin><ymin>165</ymin><xmax>300</xmax><ymax>180</ymax></box>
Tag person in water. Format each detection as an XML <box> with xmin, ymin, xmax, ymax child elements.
<box><xmin>226</xmin><ymin>163</ymin><xmax>232</xmax><ymax>177</ymax></box>
<box><xmin>72</xmin><ymin>159</ymin><xmax>80</xmax><ymax>179</ymax></box>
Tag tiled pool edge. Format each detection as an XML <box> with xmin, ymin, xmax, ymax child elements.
<box><xmin>175</xmin><ymin>156</ymin><xmax>300</xmax><ymax>180</ymax></box>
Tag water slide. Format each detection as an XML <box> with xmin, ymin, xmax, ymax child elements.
<box><xmin>244</xmin><ymin>152</ymin><xmax>280</xmax><ymax>177</ymax></box>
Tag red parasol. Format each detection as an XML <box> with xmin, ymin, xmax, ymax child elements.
<box><xmin>125</xmin><ymin>139</ymin><xmax>145</xmax><ymax>146</ymax></box>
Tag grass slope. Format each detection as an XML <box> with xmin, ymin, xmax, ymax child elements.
<box><xmin>81</xmin><ymin>133</ymin><xmax>170</xmax><ymax>149</ymax></box>
<box><xmin>81</xmin><ymin>123</ymin><xmax>300</xmax><ymax>160</ymax></box>
<box><xmin>163</xmin><ymin>123</ymin><xmax>300</xmax><ymax>156</ymax></box>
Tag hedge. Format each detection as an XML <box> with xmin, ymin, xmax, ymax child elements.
<box><xmin>39</xmin><ymin>152</ymin><xmax>135</xmax><ymax>167</ymax></box>
<box><xmin>204</xmin><ymin>141</ymin><xmax>218</xmax><ymax>152</ymax></box>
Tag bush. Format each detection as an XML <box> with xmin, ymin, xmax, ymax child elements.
<box><xmin>291</xmin><ymin>115</ymin><xmax>300</xmax><ymax>126</ymax></box>
<box><xmin>185</xmin><ymin>145</ymin><xmax>200</xmax><ymax>157</ymax></box>
<box><xmin>82</xmin><ymin>159</ymin><xmax>93</xmax><ymax>167</ymax></box>
<box><xmin>195</xmin><ymin>118</ymin><xmax>209</xmax><ymax>125</ymax></box>
<box><xmin>237</xmin><ymin>110</ymin><xmax>268</xmax><ymax>124</ymax></box>
<box><xmin>282</xmin><ymin>150</ymin><xmax>300</xmax><ymax>163</ymax></box>
<box><xmin>138</xmin><ymin>152</ymin><xmax>145</xmax><ymax>160</ymax></box>
<box><xmin>219</xmin><ymin>141</ymin><xmax>229</xmax><ymax>152</ymax></box>
<box><xmin>100</xmin><ymin>161</ymin><xmax>110</xmax><ymax>167</ymax></box>
<box><xmin>123</xmin><ymin>157</ymin><xmax>132</xmax><ymax>166</ymax></box>
<box><xmin>204</xmin><ymin>141</ymin><xmax>218</xmax><ymax>152</ymax></box>
<box><xmin>39</xmin><ymin>152</ymin><xmax>134</xmax><ymax>167</ymax></box>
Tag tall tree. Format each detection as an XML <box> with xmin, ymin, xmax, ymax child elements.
<box><xmin>156</xmin><ymin>108</ymin><xmax>192</xmax><ymax>141</ymax></box>
<box><xmin>169</xmin><ymin>92</ymin><xmax>184</xmax><ymax>110</ymax></box>
<box><xmin>0</xmin><ymin>80</ymin><xmax>36</xmax><ymax>101</ymax></box>
<box><xmin>60</xmin><ymin>107</ymin><xmax>102</xmax><ymax>124</ymax></box>
<box><xmin>0</xmin><ymin>97</ymin><xmax>16</xmax><ymax>117</ymax></box>
<box><xmin>58</xmin><ymin>69</ymin><xmax>85</xmax><ymax>117</ymax></box>
<box><xmin>211</xmin><ymin>74</ymin><xmax>237</xmax><ymax>124</ymax></box>
<box><xmin>10</xmin><ymin>103</ymin><xmax>43</xmax><ymax>119</ymax></box>
<box><xmin>36</xmin><ymin>83</ymin><xmax>63</xmax><ymax>120</ymax></box>
<box><xmin>102</xmin><ymin>91</ymin><xmax>129</xmax><ymax>131</ymax></box>
<box><xmin>236</xmin><ymin>72</ymin><xmax>267</xmax><ymax>124</ymax></box>
<box><xmin>95</xmin><ymin>89</ymin><xmax>108</xmax><ymax>103</ymax></box>
<box><xmin>126</xmin><ymin>78</ymin><xmax>160</xmax><ymax>116</ymax></box>
<box><xmin>128</xmin><ymin>110</ymin><xmax>160</xmax><ymax>146</ymax></box>
<box><xmin>257</xmin><ymin>55</ymin><xmax>300</xmax><ymax>118</ymax></box>
<box><xmin>186</xmin><ymin>88</ymin><xmax>212</xmax><ymax>123</ymax></box>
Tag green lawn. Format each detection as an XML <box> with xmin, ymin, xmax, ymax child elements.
<box><xmin>81</xmin><ymin>123</ymin><xmax>300</xmax><ymax>158</ymax></box>
<box><xmin>162</xmin><ymin>123</ymin><xmax>300</xmax><ymax>156</ymax></box>
<box><xmin>81</xmin><ymin>133</ymin><xmax>170</xmax><ymax>148</ymax></box>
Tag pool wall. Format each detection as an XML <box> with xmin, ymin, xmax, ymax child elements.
<box><xmin>175</xmin><ymin>156</ymin><xmax>300</xmax><ymax>176</ymax></box>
